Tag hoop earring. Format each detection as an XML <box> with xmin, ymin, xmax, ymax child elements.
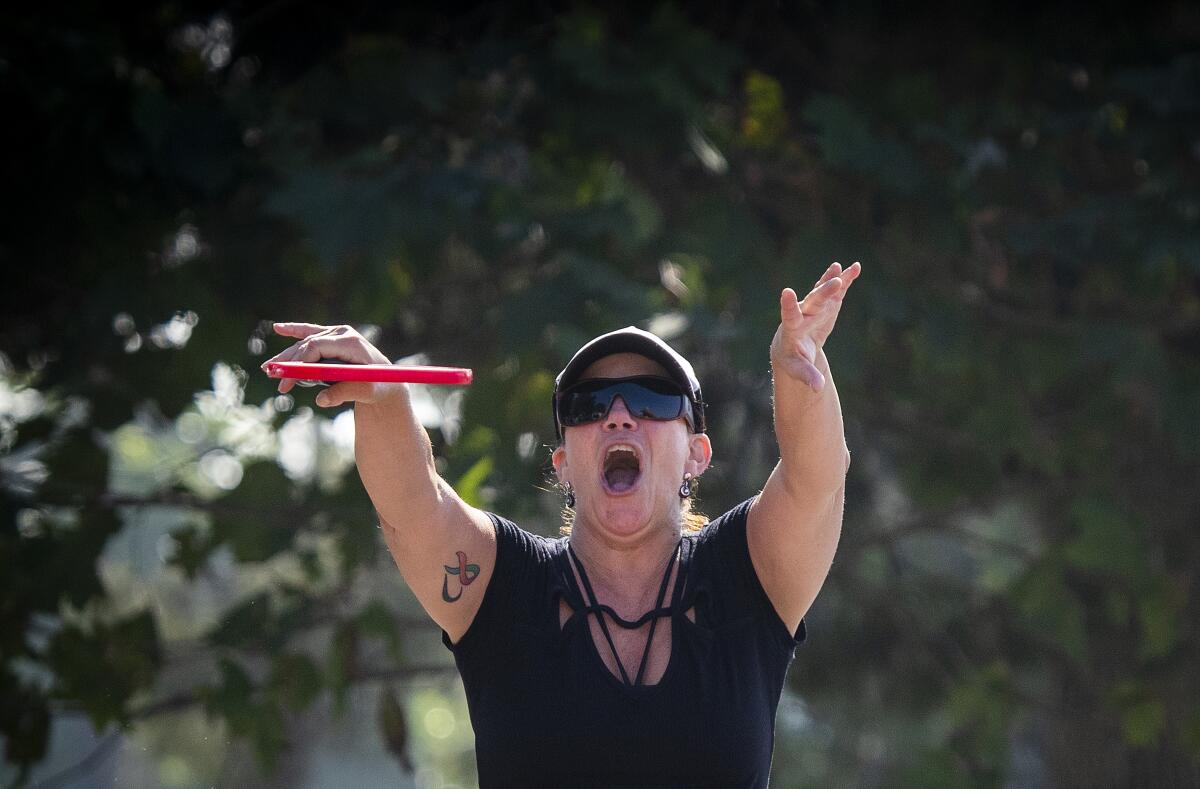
<box><xmin>564</xmin><ymin>482</ymin><xmax>576</xmax><ymax>509</ymax></box>
<box><xmin>679</xmin><ymin>473</ymin><xmax>693</xmax><ymax>499</ymax></box>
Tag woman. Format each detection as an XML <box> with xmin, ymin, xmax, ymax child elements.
<box><xmin>263</xmin><ymin>261</ymin><xmax>861</xmax><ymax>787</ymax></box>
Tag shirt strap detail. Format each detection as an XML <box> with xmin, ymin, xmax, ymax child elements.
<box><xmin>567</xmin><ymin>540</ymin><xmax>681</xmax><ymax>687</ymax></box>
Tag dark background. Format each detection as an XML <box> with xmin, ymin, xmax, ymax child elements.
<box><xmin>2</xmin><ymin>2</ymin><xmax>1199</xmax><ymax>786</ymax></box>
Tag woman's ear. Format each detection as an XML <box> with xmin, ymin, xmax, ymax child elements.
<box><xmin>686</xmin><ymin>433</ymin><xmax>713</xmax><ymax>479</ymax></box>
<box><xmin>551</xmin><ymin>444</ymin><xmax>567</xmax><ymax>483</ymax></box>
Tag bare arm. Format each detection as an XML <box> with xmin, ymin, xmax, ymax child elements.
<box><xmin>748</xmin><ymin>264</ymin><xmax>860</xmax><ymax>635</ymax></box>
<box><xmin>264</xmin><ymin>323</ymin><xmax>494</xmax><ymax>643</ymax></box>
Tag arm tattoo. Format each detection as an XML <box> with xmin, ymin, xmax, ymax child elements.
<box><xmin>442</xmin><ymin>551</ymin><xmax>480</xmax><ymax>603</ymax></box>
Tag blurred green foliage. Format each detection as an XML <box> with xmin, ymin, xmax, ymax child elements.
<box><xmin>2</xmin><ymin>2</ymin><xmax>1199</xmax><ymax>787</ymax></box>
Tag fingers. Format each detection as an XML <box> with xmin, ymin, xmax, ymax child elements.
<box><xmin>272</xmin><ymin>322</ymin><xmax>332</xmax><ymax>338</ymax></box>
<box><xmin>265</xmin><ymin>338</ymin><xmax>334</xmax><ymax>394</ymax></box>
<box><xmin>264</xmin><ymin>331</ymin><xmax>346</xmax><ymax>366</ymax></box>
<box><xmin>290</xmin><ymin>339</ymin><xmax>338</xmax><ymax>364</ymax></box>
<box><xmin>262</xmin><ymin>322</ymin><xmax>380</xmax><ymax>394</ymax></box>
<box><xmin>782</xmin><ymin>274</ymin><xmax>845</xmax><ymax>329</ymax></box>
<box><xmin>775</xmin><ymin>262</ymin><xmax>862</xmax><ymax>379</ymax></box>
<box><xmin>263</xmin><ymin>324</ymin><xmax>334</xmax><ymax>375</ymax></box>
<box><xmin>779</xmin><ymin>287</ymin><xmax>805</xmax><ymax>330</ymax></box>
<box><xmin>815</xmin><ymin>262</ymin><xmax>842</xmax><ymax>288</ymax></box>
<box><xmin>262</xmin><ymin>337</ymin><xmax>325</xmax><ymax>394</ymax></box>
<box><xmin>779</xmin><ymin>261</ymin><xmax>862</xmax><ymax>339</ymax></box>
<box><xmin>799</xmin><ymin>275</ymin><xmax>844</xmax><ymax>313</ymax></box>
<box><xmin>815</xmin><ymin>261</ymin><xmax>863</xmax><ymax>293</ymax></box>
<box><xmin>838</xmin><ymin>261</ymin><xmax>863</xmax><ymax>293</ymax></box>
<box><xmin>801</xmin><ymin>261</ymin><xmax>863</xmax><ymax>308</ymax></box>
<box><xmin>314</xmin><ymin>381</ymin><xmax>377</xmax><ymax>408</ymax></box>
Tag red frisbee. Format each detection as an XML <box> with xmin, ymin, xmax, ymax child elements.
<box><xmin>265</xmin><ymin>361</ymin><xmax>473</xmax><ymax>386</ymax></box>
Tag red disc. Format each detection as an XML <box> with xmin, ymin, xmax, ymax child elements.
<box><xmin>265</xmin><ymin>362</ymin><xmax>472</xmax><ymax>385</ymax></box>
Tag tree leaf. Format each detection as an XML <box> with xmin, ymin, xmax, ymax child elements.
<box><xmin>1014</xmin><ymin>562</ymin><xmax>1089</xmax><ymax>666</ymax></box>
<box><xmin>208</xmin><ymin>593</ymin><xmax>272</xmax><ymax>649</ymax></box>
<box><xmin>1063</xmin><ymin>495</ymin><xmax>1145</xmax><ymax>581</ymax></box>
<box><xmin>47</xmin><ymin>610</ymin><xmax>161</xmax><ymax>728</ymax></box>
<box><xmin>268</xmin><ymin>652</ymin><xmax>323</xmax><ymax>712</ymax></box>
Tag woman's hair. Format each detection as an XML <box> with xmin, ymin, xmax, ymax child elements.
<box><xmin>554</xmin><ymin>477</ymin><xmax>708</xmax><ymax>536</ymax></box>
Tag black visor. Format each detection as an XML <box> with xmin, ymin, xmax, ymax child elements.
<box><xmin>555</xmin><ymin>376</ymin><xmax>696</xmax><ymax>431</ymax></box>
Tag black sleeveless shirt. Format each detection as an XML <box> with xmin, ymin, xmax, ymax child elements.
<box><xmin>441</xmin><ymin>497</ymin><xmax>807</xmax><ymax>788</ymax></box>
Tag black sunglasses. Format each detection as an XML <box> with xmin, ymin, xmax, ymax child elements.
<box><xmin>556</xmin><ymin>376</ymin><xmax>696</xmax><ymax>431</ymax></box>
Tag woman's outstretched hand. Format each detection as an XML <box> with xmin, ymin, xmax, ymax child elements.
<box><xmin>261</xmin><ymin>322</ymin><xmax>396</xmax><ymax>407</ymax></box>
<box><xmin>771</xmin><ymin>262</ymin><xmax>862</xmax><ymax>392</ymax></box>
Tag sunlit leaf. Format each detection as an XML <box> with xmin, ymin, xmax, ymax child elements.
<box><xmin>455</xmin><ymin>456</ymin><xmax>495</xmax><ymax>509</ymax></box>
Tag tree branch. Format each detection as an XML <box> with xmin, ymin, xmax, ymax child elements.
<box><xmin>29</xmin><ymin>662</ymin><xmax>455</xmax><ymax>789</ymax></box>
<box><xmin>47</xmin><ymin>662</ymin><xmax>459</xmax><ymax>722</ymax></box>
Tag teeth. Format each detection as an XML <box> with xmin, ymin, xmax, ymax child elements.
<box><xmin>606</xmin><ymin>444</ymin><xmax>637</xmax><ymax>456</ymax></box>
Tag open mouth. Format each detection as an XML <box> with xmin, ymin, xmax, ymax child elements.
<box><xmin>602</xmin><ymin>444</ymin><xmax>642</xmax><ymax>494</ymax></box>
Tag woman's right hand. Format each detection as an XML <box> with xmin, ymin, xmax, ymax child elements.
<box><xmin>261</xmin><ymin>322</ymin><xmax>399</xmax><ymax>407</ymax></box>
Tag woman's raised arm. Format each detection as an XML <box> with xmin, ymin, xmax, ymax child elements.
<box><xmin>747</xmin><ymin>263</ymin><xmax>860</xmax><ymax>635</ymax></box>
<box><xmin>263</xmin><ymin>323</ymin><xmax>495</xmax><ymax>643</ymax></box>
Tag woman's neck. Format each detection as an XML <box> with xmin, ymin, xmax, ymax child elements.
<box><xmin>567</xmin><ymin>520</ymin><xmax>682</xmax><ymax>611</ymax></box>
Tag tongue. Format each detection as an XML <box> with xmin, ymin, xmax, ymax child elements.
<box><xmin>606</xmin><ymin>467</ymin><xmax>638</xmax><ymax>492</ymax></box>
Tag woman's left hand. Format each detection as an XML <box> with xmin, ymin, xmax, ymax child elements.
<box><xmin>771</xmin><ymin>261</ymin><xmax>862</xmax><ymax>392</ymax></box>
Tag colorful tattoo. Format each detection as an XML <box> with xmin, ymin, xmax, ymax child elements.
<box><xmin>442</xmin><ymin>550</ymin><xmax>480</xmax><ymax>603</ymax></box>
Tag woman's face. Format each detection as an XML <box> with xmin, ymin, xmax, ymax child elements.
<box><xmin>552</xmin><ymin>353</ymin><xmax>712</xmax><ymax>543</ymax></box>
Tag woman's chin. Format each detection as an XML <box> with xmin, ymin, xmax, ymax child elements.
<box><xmin>594</xmin><ymin>488</ymin><xmax>657</xmax><ymax>537</ymax></box>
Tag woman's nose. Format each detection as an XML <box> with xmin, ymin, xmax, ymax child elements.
<box><xmin>604</xmin><ymin>396</ymin><xmax>638</xmax><ymax>430</ymax></box>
